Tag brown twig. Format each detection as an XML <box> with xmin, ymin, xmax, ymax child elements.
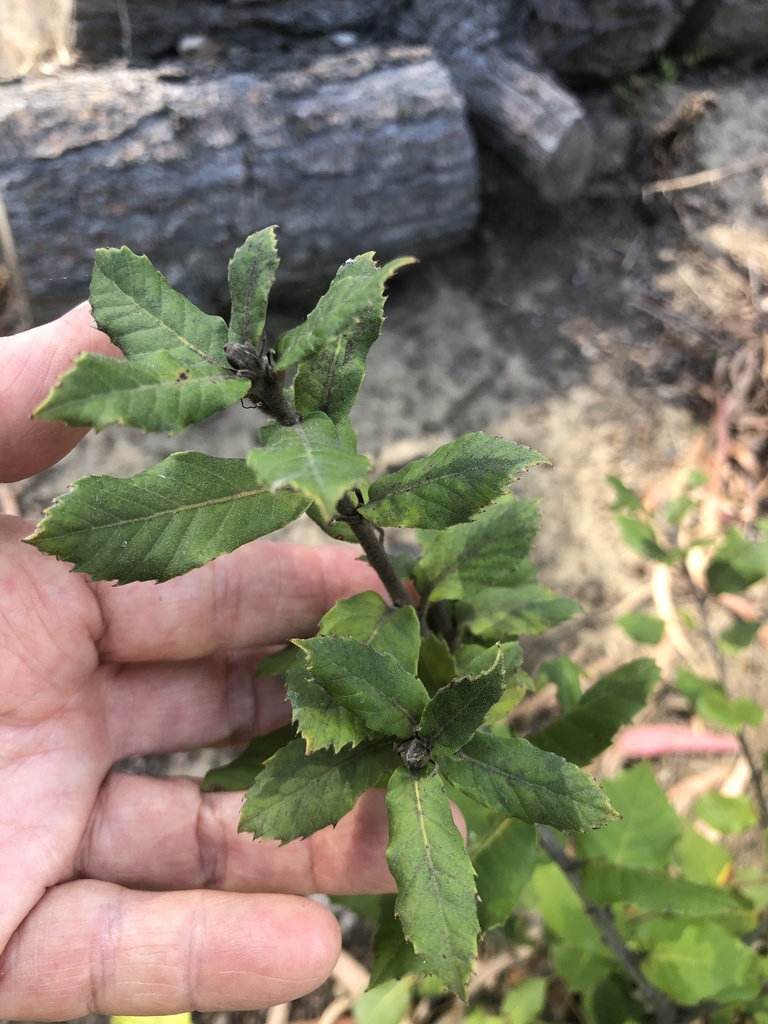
<box><xmin>679</xmin><ymin>560</ymin><xmax>768</xmax><ymax>829</ymax></box>
<box><xmin>0</xmin><ymin>191</ymin><xmax>33</xmax><ymax>332</ymax></box>
<box><xmin>336</xmin><ymin>493</ymin><xmax>413</xmax><ymax>608</ymax></box>
<box><xmin>0</xmin><ymin>483</ymin><xmax>20</xmax><ymax>517</ymax></box>
<box><xmin>642</xmin><ymin>153</ymin><xmax>768</xmax><ymax>199</ymax></box>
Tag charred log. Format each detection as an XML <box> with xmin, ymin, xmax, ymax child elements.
<box><xmin>0</xmin><ymin>46</ymin><xmax>478</xmax><ymax>321</ymax></box>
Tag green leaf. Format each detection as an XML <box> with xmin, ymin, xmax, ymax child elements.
<box><xmin>485</xmin><ymin>683</ymin><xmax>528</xmax><ymax>731</ymax></box>
<box><xmin>285</xmin><ymin>656</ymin><xmax>368</xmax><ymax>753</ymax></box>
<box><xmin>616</xmin><ymin>612</ymin><xmax>665</xmax><ymax>644</ymax></box>
<box><xmin>616</xmin><ymin>515</ymin><xmax>678</xmax><ymax>562</ymax></box>
<box><xmin>704</xmin><ymin>688</ymin><xmax>765</xmax><ymax>729</ymax></box>
<box><xmin>25</xmin><ymin>452</ymin><xmax>309</xmax><ymax>583</ymax></box>
<box><xmin>456</xmin><ymin>642</ymin><xmax>526</xmax><ymax>727</ymax></box>
<box><xmin>676</xmin><ymin>669</ymin><xmax>763</xmax><ymax>729</ymax></box>
<box><xmin>707</xmin><ymin>528</ymin><xmax>768</xmax><ymax>593</ymax></box>
<box><xmin>247</xmin><ymin>411</ymin><xmax>370</xmax><ymax>520</ymax></box>
<box><xmin>719</xmin><ymin>619</ymin><xmax>760</xmax><ymax>652</ymax></box>
<box><xmin>606</xmin><ymin>475</ymin><xmax>645</xmax><ymax>512</ymax></box>
<box><xmin>275</xmin><ymin>254</ymin><xmax>414</xmax><ymax>371</ymax></box>
<box><xmin>386</xmin><ymin>766</ymin><xmax>478</xmax><ymax>997</ymax></box>
<box><xmin>664</xmin><ymin>495</ymin><xmax>697</xmax><ymax>527</ymax></box>
<box><xmin>459</xmin><ymin>584</ymin><xmax>580</xmax><ymax>640</ymax></box>
<box><xmin>575</xmin><ymin>763</ymin><xmax>680</xmax><ymax>869</ymax></box>
<box><xmin>354</xmin><ymin>977</ymin><xmax>413</xmax><ymax>1024</ymax></box>
<box><xmin>294</xmin><ymin>635</ymin><xmax>429</xmax><ymax>740</ymax></box>
<box><xmin>306</xmin><ymin>499</ymin><xmax>358</xmax><ymax>542</ymax></box>
<box><xmin>698</xmin><ymin>690</ymin><xmax>763</xmax><ymax>730</ymax></box>
<box><xmin>419</xmin><ymin>645</ymin><xmax>505</xmax><ymax>756</ymax></box>
<box><xmin>239</xmin><ymin>737</ymin><xmax>393</xmax><ymax>842</ymax></box>
<box><xmin>369</xmin><ymin>894</ymin><xmax>427</xmax><ymax>989</ymax></box>
<box><xmin>255</xmin><ymin>644</ymin><xmax>301</xmax><ymax>679</ymax></box>
<box><xmin>584</xmin><ymin>973</ymin><xmax>644</xmax><ymax>1024</ymax></box>
<box><xmin>288</xmin><ymin>594</ymin><xmax>421</xmax><ymax>752</ymax></box>
<box><xmin>361</xmin><ymin>434</ymin><xmax>546</xmax><ymax>529</ymax></box>
<box><xmin>528</xmin><ymin>864</ymin><xmax>626</xmax><ymax>1013</ymax></box>
<box><xmin>499</xmin><ymin>977</ymin><xmax>548</xmax><ymax>1024</ymax></box>
<box><xmin>201</xmin><ymin>725</ymin><xmax>297</xmax><ymax>792</ymax></box>
<box><xmin>641</xmin><ymin>921</ymin><xmax>760</xmax><ymax>1004</ymax></box>
<box><xmin>694</xmin><ymin>792</ymin><xmax>758</xmax><ymax>834</ymax></box>
<box><xmin>527</xmin><ymin>861</ymin><xmax>604</xmax><ymax>948</ymax></box>
<box><xmin>227</xmin><ymin>227</ymin><xmax>279</xmax><ymax>348</ymax></box>
<box><xmin>418</xmin><ymin>632</ymin><xmax>458</xmax><ymax>693</ymax></box>
<box><xmin>319</xmin><ymin>592</ymin><xmax>421</xmax><ymax>675</ymax></box>
<box><xmin>471</xmin><ymin>818</ymin><xmax>537</xmax><ymax>931</ymax></box>
<box><xmin>293</xmin><ymin>254</ymin><xmax>394</xmax><ymax>422</ymax></box>
<box><xmin>442</xmin><ymin>733</ymin><xmax>618</xmax><ymax>832</ymax></box>
<box><xmin>457</xmin><ymin>640</ymin><xmax>523</xmax><ymax>678</ymax></box>
<box><xmin>531</xmin><ymin>659</ymin><xmax>660</xmax><ymax>766</ymax></box>
<box><xmin>580</xmin><ymin>861</ymin><xmax>746</xmax><ymax>916</ymax></box>
<box><xmin>414</xmin><ymin>498</ymin><xmax>540</xmax><ymax>602</ymax></box>
<box><xmin>35</xmin><ymin>247</ymin><xmax>248</xmax><ymax>434</ymax></box>
<box><xmin>675</xmin><ymin>667</ymin><xmax>718</xmax><ymax>705</ymax></box>
<box><xmin>552</xmin><ymin>945</ymin><xmax>618</xmax><ymax>1001</ymax></box>
<box><xmin>537</xmin><ymin>656</ymin><xmax>584</xmax><ymax>713</ymax></box>
<box><xmin>671</xmin><ymin>819</ymin><xmax>731</xmax><ymax>885</ymax></box>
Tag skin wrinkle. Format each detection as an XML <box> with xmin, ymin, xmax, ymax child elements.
<box><xmin>88</xmin><ymin>887</ymin><xmax>123</xmax><ymax>1015</ymax></box>
<box><xmin>211</xmin><ymin>551</ymin><xmax>241</xmax><ymax>661</ymax></box>
<box><xmin>101</xmin><ymin>662</ymin><xmax>131</xmax><ymax>761</ymax></box>
<box><xmin>74</xmin><ymin>783</ymin><xmax>105</xmax><ymax>885</ymax></box>
<box><xmin>195</xmin><ymin>792</ymin><xmax>228</xmax><ymax>890</ymax></box>
<box><xmin>180</xmin><ymin>894</ymin><xmax>202</xmax><ymax>1013</ymax></box>
<box><xmin>228</xmin><ymin>654</ymin><xmax>293</xmax><ymax>742</ymax></box>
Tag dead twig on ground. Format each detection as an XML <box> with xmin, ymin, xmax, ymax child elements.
<box><xmin>642</xmin><ymin>154</ymin><xmax>768</xmax><ymax>199</ymax></box>
<box><xmin>0</xmin><ymin>483</ymin><xmax>20</xmax><ymax>516</ymax></box>
<box><xmin>0</xmin><ymin>191</ymin><xmax>32</xmax><ymax>333</ymax></box>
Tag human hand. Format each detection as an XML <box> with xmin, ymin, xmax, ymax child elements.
<box><xmin>0</xmin><ymin>305</ymin><xmax>396</xmax><ymax>1018</ymax></box>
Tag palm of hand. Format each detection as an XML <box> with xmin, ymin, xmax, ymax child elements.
<box><xmin>0</xmin><ymin>484</ymin><xmax>392</xmax><ymax>1018</ymax></box>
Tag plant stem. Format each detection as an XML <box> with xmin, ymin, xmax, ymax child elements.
<box><xmin>537</xmin><ymin>826</ymin><xmax>679</xmax><ymax>1024</ymax></box>
<box><xmin>336</xmin><ymin>493</ymin><xmax>413</xmax><ymax>608</ymax></box>
<box><xmin>258</xmin><ymin>364</ymin><xmax>301</xmax><ymax>426</ymax></box>
<box><xmin>225</xmin><ymin>342</ymin><xmax>300</xmax><ymax>426</ymax></box>
<box><xmin>680</xmin><ymin>562</ymin><xmax>768</xmax><ymax>829</ymax></box>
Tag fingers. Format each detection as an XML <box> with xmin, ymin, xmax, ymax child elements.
<box><xmin>79</xmin><ymin>775</ymin><xmax>396</xmax><ymax>897</ymax></box>
<box><xmin>0</xmin><ymin>880</ymin><xmax>340</xmax><ymax>1018</ymax></box>
<box><xmin>94</xmin><ymin>541</ymin><xmax>385</xmax><ymax>662</ymax></box>
<box><xmin>0</xmin><ymin>304</ymin><xmax>119</xmax><ymax>482</ymax></box>
<box><xmin>105</xmin><ymin>653</ymin><xmax>291</xmax><ymax>757</ymax></box>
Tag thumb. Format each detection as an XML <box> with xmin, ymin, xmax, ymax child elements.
<box><xmin>0</xmin><ymin>303</ymin><xmax>119</xmax><ymax>482</ymax></box>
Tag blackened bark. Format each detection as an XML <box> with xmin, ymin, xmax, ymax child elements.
<box><xmin>0</xmin><ymin>46</ymin><xmax>478</xmax><ymax>321</ymax></box>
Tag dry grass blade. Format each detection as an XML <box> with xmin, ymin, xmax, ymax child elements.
<box><xmin>642</xmin><ymin>154</ymin><xmax>768</xmax><ymax>198</ymax></box>
<box><xmin>0</xmin><ymin>191</ymin><xmax>32</xmax><ymax>333</ymax></box>
<box><xmin>0</xmin><ymin>484</ymin><xmax>20</xmax><ymax>516</ymax></box>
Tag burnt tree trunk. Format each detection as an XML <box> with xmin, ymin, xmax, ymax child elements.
<box><xmin>397</xmin><ymin>0</ymin><xmax>594</xmax><ymax>203</ymax></box>
<box><xmin>0</xmin><ymin>46</ymin><xmax>478</xmax><ymax>321</ymax></box>
<box><xmin>72</xmin><ymin>0</ymin><xmax>597</xmax><ymax>202</ymax></box>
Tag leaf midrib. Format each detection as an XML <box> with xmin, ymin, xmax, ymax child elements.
<box><xmin>409</xmin><ymin>775</ymin><xmax>470</xmax><ymax>980</ymax></box>
<box><xmin>100</xmin><ymin>270</ymin><xmax>220</xmax><ymax>364</ymax></box>
<box><xmin>449</xmin><ymin>745</ymin><xmax>601</xmax><ymax>808</ymax></box>
<box><xmin>56</xmin><ymin>485</ymin><xmax>278</xmax><ymax>535</ymax></box>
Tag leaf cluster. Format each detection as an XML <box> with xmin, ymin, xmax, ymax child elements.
<box><xmin>27</xmin><ymin>230</ymin><xmax>660</xmax><ymax>1000</ymax></box>
<box><xmin>609</xmin><ymin>474</ymin><xmax>767</xmax><ymax>731</ymax></box>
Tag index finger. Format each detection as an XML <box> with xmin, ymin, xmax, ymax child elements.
<box><xmin>93</xmin><ymin>540</ymin><xmax>385</xmax><ymax>661</ymax></box>
<box><xmin>0</xmin><ymin>304</ymin><xmax>119</xmax><ymax>482</ymax></box>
